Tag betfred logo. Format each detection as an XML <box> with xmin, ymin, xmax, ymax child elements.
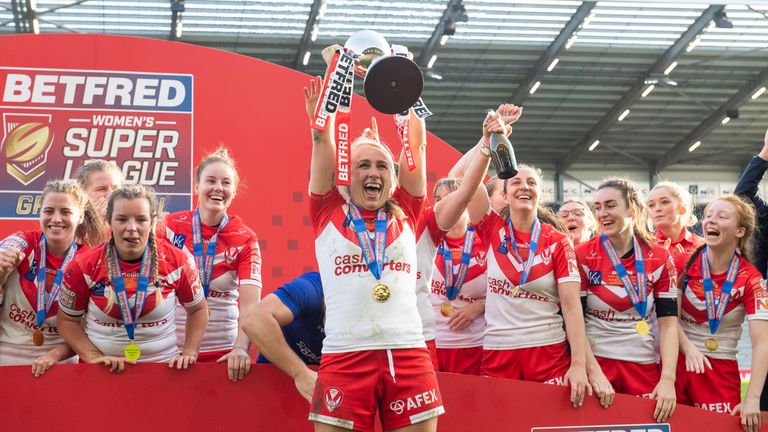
<box><xmin>389</xmin><ymin>389</ymin><xmax>438</xmax><ymax>415</ymax></box>
<box><xmin>2</xmin><ymin>114</ymin><xmax>53</xmax><ymax>185</ymax></box>
<box><xmin>2</xmin><ymin>72</ymin><xmax>189</xmax><ymax>109</ymax></box>
<box><xmin>531</xmin><ymin>424</ymin><xmax>670</xmax><ymax>432</ymax></box>
<box><xmin>0</xmin><ymin>67</ymin><xmax>193</xmax><ymax>219</ymax></box>
<box><xmin>323</xmin><ymin>387</ymin><xmax>343</xmax><ymax>412</ymax></box>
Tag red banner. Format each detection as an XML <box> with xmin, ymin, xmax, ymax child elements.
<box><xmin>0</xmin><ymin>363</ymin><xmax>757</xmax><ymax>431</ymax></box>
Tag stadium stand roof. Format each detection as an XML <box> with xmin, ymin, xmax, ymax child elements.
<box><xmin>3</xmin><ymin>0</ymin><xmax>768</xmax><ymax>178</ymax></box>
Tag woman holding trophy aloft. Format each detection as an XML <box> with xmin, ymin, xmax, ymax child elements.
<box><xmin>304</xmin><ymin>36</ymin><xmax>444</xmax><ymax>432</ymax></box>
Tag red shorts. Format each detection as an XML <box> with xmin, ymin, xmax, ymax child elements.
<box><xmin>195</xmin><ymin>349</ymin><xmax>229</xmax><ymax>363</ymax></box>
<box><xmin>309</xmin><ymin>348</ymin><xmax>444</xmax><ymax>432</ymax></box>
<box><xmin>426</xmin><ymin>339</ymin><xmax>438</xmax><ymax>371</ymax></box>
<box><xmin>437</xmin><ymin>346</ymin><xmax>482</xmax><ymax>375</ymax></box>
<box><xmin>596</xmin><ymin>356</ymin><xmax>658</xmax><ymax>397</ymax></box>
<box><xmin>481</xmin><ymin>342</ymin><xmax>571</xmax><ymax>385</ymax></box>
<box><xmin>675</xmin><ymin>353</ymin><xmax>740</xmax><ymax>413</ymax></box>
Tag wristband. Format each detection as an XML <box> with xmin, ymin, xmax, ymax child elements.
<box><xmin>479</xmin><ymin>143</ymin><xmax>491</xmax><ymax>157</ymax></box>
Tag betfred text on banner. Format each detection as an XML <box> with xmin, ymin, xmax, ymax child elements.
<box><xmin>0</xmin><ymin>68</ymin><xmax>193</xmax><ymax>218</ymax></box>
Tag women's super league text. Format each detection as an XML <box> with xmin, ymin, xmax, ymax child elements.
<box><xmin>0</xmin><ymin>67</ymin><xmax>193</xmax><ymax>218</ymax></box>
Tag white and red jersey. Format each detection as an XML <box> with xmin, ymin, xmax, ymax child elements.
<box><xmin>655</xmin><ymin>229</ymin><xmax>703</xmax><ymax>274</ymax></box>
<box><xmin>576</xmin><ymin>237</ymin><xmax>677</xmax><ymax>364</ymax></box>
<box><xmin>414</xmin><ymin>206</ymin><xmax>446</xmax><ymax>342</ymax></box>
<box><xmin>310</xmin><ymin>187</ymin><xmax>425</xmax><ymax>353</ymax></box>
<box><xmin>474</xmin><ymin>211</ymin><xmax>580</xmax><ymax>350</ymax></box>
<box><xmin>59</xmin><ymin>240</ymin><xmax>204</xmax><ymax>362</ymax></box>
<box><xmin>0</xmin><ymin>231</ymin><xmax>82</xmax><ymax>365</ymax></box>
<box><xmin>430</xmin><ymin>232</ymin><xmax>487</xmax><ymax>348</ymax></box>
<box><xmin>159</xmin><ymin>211</ymin><xmax>262</xmax><ymax>353</ymax></box>
<box><xmin>680</xmin><ymin>253</ymin><xmax>768</xmax><ymax>360</ymax></box>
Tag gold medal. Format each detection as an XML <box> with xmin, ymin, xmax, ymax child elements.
<box><xmin>635</xmin><ymin>320</ymin><xmax>650</xmax><ymax>336</ymax></box>
<box><xmin>32</xmin><ymin>329</ymin><xmax>44</xmax><ymax>346</ymax></box>
<box><xmin>510</xmin><ymin>286</ymin><xmax>521</xmax><ymax>297</ymax></box>
<box><xmin>705</xmin><ymin>337</ymin><xmax>719</xmax><ymax>352</ymax></box>
<box><xmin>124</xmin><ymin>342</ymin><xmax>141</xmax><ymax>361</ymax></box>
<box><xmin>440</xmin><ymin>301</ymin><xmax>455</xmax><ymax>317</ymax></box>
<box><xmin>372</xmin><ymin>282</ymin><xmax>391</xmax><ymax>303</ymax></box>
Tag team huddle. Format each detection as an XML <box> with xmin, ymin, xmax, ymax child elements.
<box><xmin>0</xmin><ymin>43</ymin><xmax>767</xmax><ymax>432</ymax></box>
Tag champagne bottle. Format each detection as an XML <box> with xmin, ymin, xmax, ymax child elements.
<box><xmin>489</xmin><ymin>126</ymin><xmax>518</xmax><ymax>180</ymax></box>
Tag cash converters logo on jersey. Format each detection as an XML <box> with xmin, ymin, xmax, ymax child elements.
<box><xmin>532</xmin><ymin>424</ymin><xmax>670</xmax><ymax>432</ymax></box>
<box><xmin>0</xmin><ymin>67</ymin><xmax>193</xmax><ymax>219</ymax></box>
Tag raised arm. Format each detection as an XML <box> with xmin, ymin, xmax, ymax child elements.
<box><xmin>397</xmin><ymin>108</ymin><xmax>427</xmax><ymax>197</ymax></box>
<box><xmin>307</xmin><ymin>45</ymin><xmax>342</xmax><ymax>196</ymax></box>
<box><xmin>467</xmin><ymin>111</ymin><xmax>514</xmax><ymax>225</ymax></box>
<box><xmin>0</xmin><ymin>247</ymin><xmax>24</xmax><ymax>286</ymax></box>
<box><xmin>306</xmin><ymin>75</ymin><xmax>336</xmax><ymax>195</ymax></box>
<box><xmin>434</xmin><ymin>139</ymin><xmax>491</xmax><ymax>230</ymax></box>
<box><xmin>734</xmin><ymin>129</ymin><xmax>768</xmax><ymax>213</ymax></box>
<box><xmin>448</xmin><ymin>104</ymin><xmax>522</xmax><ymax>179</ymax></box>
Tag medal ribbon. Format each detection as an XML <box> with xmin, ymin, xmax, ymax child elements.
<box><xmin>192</xmin><ymin>209</ymin><xmax>230</xmax><ymax>298</ymax></box>
<box><xmin>439</xmin><ymin>226</ymin><xmax>475</xmax><ymax>301</ymax></box>
<box><xmin>601</xmin><ymin>234</ymin><xmax>647</xmax><ymax>317</ymax></box>
<box><xmin>35</xmin><ymin>235</ymin><xmax>77</xmax><ymax>328</ymax></box>
<box><xmin>701</xmin><ymin>247</ymin><xmax>739</xmax><ymax>335</ymax></box>
<box><xmin>110</xmin><ymin>245</ymin><xmax>152</xmax><ymax>341</ymax></box>
<box><xmin>501</xmin><ymin>218</ymin><xmax>541</xmax><ymax>287</ymax></box>
<box><xmin>390</xmin><ymin>46</ymin><xmax>417</xmax><ymax>172</ymax></box>
<box><xmin>348</xmin><ymin>202</ymin><xmax>387</xmax><ymax>280</ymax></box>
<box><xmin>395</xmin><ymin>114</ymin><xmax>415</xmax><ymax>171</ymax></box>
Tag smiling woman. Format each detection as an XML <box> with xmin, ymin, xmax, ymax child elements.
<box><xmin>303</xmin><ymin>44</ymin><xmax>443</xmax><ymax>432</ymax></box>
<box><xmin>675</xmin><ymin>195</ymin><xmax>768</xmax><ymax>432</ymax></box>
<box><xmin>576</xmin><ymin>177</ymin><xmax>679</xmax><ymax>422</ymax></box>
<box><xmin>647</xmin><ymin>181</ymin><xmax>703</xmax><ymax>274</ymax></box>
<box><xmin>0</xmin><ymin>180</ymin><xmax>97</xmax><ymax>377</ymax></box>
<box><xmin>464</xmin><ymin>136</ymin><xmax>589</xmax><ymax>409</ymax></box>
<box><xmin>558</xmin><ymin>199</ymin><xmax>596</xmax><ymax>247</ymax></box>
<box><xmin>158</xmin><ymin>148</ymin><xmax>263</xmax><ymax>383</ymax></box>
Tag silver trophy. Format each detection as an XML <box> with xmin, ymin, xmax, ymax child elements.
<box><xmin>343</xmin><ymin>30</ymin><xmax>423</xmax><ymax>114</ymax></box>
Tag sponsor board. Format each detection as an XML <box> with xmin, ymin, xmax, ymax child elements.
<box><xmin>0</xmin><ymin>67</ymin><xmax>193</xmax><ymax>218</ymax></box>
